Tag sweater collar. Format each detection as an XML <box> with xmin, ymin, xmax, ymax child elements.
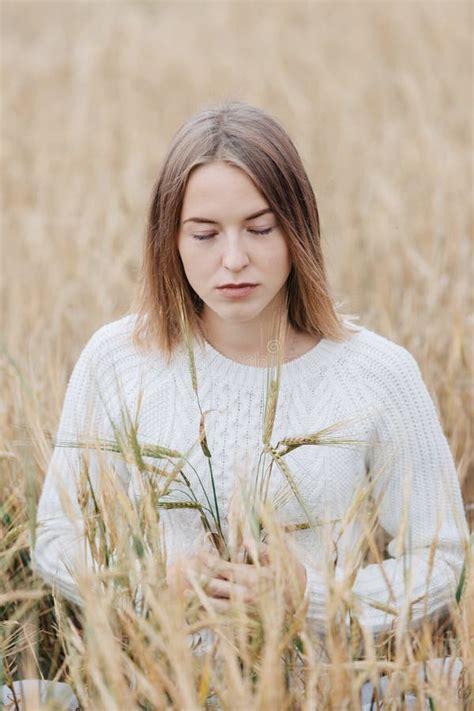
<box><xmin>186</xmin><ymin>332</ymin><xmax>347</xmax><ymax>392</ymax></box>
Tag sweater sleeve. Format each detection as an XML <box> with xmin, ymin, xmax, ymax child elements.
<box><xmin>302</xmin><ymin>346</ymin><xmax>470</xmax><ymax>637</ymax></box>
<box><xmin>32</xmin><ymin>328</ymin><xmax>131</xmax><ymax>606</ymax></box>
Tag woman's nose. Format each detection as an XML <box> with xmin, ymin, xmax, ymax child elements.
<box><xmin>221</xmin><ymin>237</ymin><xmax>250</xmax><ymax>271</ymax></box>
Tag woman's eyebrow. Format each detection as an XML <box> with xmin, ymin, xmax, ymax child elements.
<box><xmin>181</xmin><ymin>208</ymin><xmax>273</xmax><ymax>226</ymax></box>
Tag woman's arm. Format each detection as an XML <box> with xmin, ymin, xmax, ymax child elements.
<box><xmin>32</xmin><ymin>327</ymin><xmax>130</xmax><ymax>606</ymax></box>
<box><xmin>302</xmin><ymin>346</ymin><xmax>470</xmax><ymax>637</ymax></box>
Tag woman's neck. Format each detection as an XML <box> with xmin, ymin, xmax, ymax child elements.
<box><xmin>197</xmin><ymin>317</ymin><xmax>320</xmax><ymax>368</ymax></box>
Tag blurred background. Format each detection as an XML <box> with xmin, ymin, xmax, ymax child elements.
<box><xmin>1</xmin><ymin>1</ymin><xmax>472</xmax><ymax>518</ymax></box>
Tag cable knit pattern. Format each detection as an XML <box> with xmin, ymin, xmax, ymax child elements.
<box><xmin>33</xmin><ymin>314</ymin><xmax>469</xmax><ymax>638</ymax></box>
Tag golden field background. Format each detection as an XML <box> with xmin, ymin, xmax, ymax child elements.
<box><xmin>0</xmin><ymin>1</ymin><xmax>473</xmax><ymax>707</ymax></box>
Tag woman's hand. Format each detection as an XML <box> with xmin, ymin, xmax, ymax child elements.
<box><xmin>166</xmin><ymin>546</ymin><xmax>218</xmax><ymax>598</ymax></box>
<box><xmin>168</xmin><ymin>538</ymin><xmax>307</xmax><ymax>616</ymax></box>
<box><xmin>197</xmin><ymin>541</ymin><xmax>273</xmax><ymax>611</ymax></box>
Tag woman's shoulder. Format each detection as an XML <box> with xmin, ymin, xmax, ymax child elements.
<box><xmin>75</xmin><ymin>313</ymin><xmax>138</xmax><ymax>364</ymax></box>
<box><xmin>331</xmin><ymin>325</ymin><xmax>434</xmax><ymax>431</ymax></box>
<box><xmin>77</xmin><ymin>313</ymin><xmax>170</xmax><ymax>376</ymax></box>
<box><xmin>337</xmin><ymin>322</ymin><xmax>424</xmax><ymax>389</ymax></box>
<box><xmin>85</xmin><ymin>312</ymin><xmax>139</xmax><ymax>352</ymax></box>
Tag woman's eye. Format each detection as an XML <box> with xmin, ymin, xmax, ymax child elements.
<box><xmin>191</xmin><ymin>227</ymin><xmax>274</xmax><ymax>241</ymax></box>
<box><xmin>192</xmin><ymin>233</ymin><xmax>217</xmax><ymax>241</ymax></box>
<box><xmin>248</xmin><ymin>227</ymin><xmax>273</xmax><ymax>235</ymax></box>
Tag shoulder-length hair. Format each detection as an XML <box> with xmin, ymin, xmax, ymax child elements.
<box><xmin>132</xmin><ymin>100</ymin><xmax>354</xmax><ymax>363</ymax></box>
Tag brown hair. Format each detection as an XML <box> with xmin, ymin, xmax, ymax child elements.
<box><xmin>132</xmin><ymin>100</ymin><xmax>354</xmax><ymax>363</ymax></box>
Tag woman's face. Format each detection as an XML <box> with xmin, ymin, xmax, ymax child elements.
<box><xmin>177</xmin><ymin>161</ymin><xmax>292</xmax><ymax>328</ymax></box>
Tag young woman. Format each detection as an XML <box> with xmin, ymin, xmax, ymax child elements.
<box><xmin>33</xmin><ymin>101</ymin><xmax>469</xmax><ymax>648</ymax></box>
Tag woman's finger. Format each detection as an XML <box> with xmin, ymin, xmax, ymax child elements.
<box><xmin>204</xmin><ymin>576</ymin><xmax>249</xmax><ymax>601</ymax></box>
<box><xmin>204</xmin><ymin>596</ymin><xmax>232</xmax><ymax>614</ymax></box>
<box><xmin>242</xmin><ymin>538</ymin><xmax>271</xmax><ymax>565</ymax></box>
<box><xmin>206</xmin><ymin>559</ymin><xmax>247</xmax><ymax>583</ymax></box>
<box><xmin>208</xmin><ymin>562</ymin><xmax>273</xmax><ymax>601</ymax></box>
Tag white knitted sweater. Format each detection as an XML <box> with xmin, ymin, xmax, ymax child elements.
<box><xmin>33</xmin><ymin>314</ymin><xmax>469</xmax><ymax>636</ymax></box>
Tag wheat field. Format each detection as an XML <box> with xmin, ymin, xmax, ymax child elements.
<box><xmin>1</xmin><ymin>1</ymin><xmax>473</xmax><ymax>709</ymax></box>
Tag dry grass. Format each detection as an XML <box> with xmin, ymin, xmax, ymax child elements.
<box><xmin>1</xmin><ymin>1</ymin><xmax>473</xmax><ymax>709</ymax></box>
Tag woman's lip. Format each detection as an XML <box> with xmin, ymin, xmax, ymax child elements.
<box><xmin>217</xmin><ymin>284</ymin><xmax>258</xmax><ymax>288</ymax></box>
<box><xmin>217</xmin><ymin>284</ymin><xmax>259</xmax><ymax>298</ymax></box>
